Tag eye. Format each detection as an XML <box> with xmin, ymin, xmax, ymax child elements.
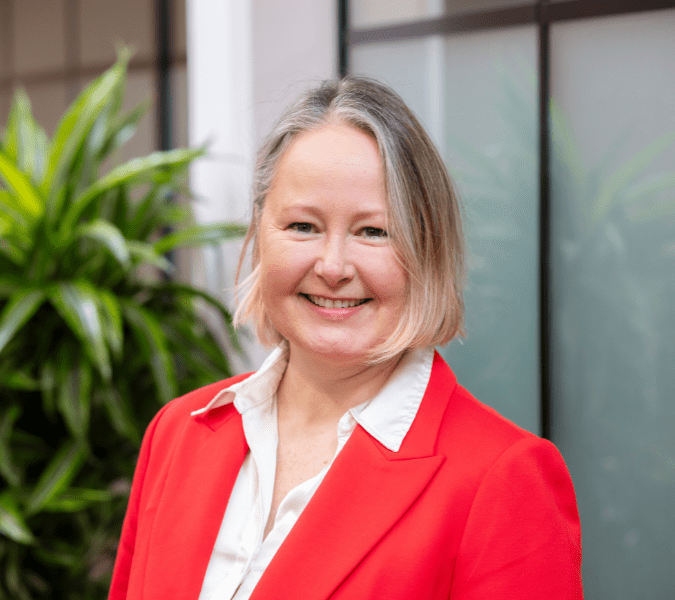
<box><xmin>360</xmin><ymin>227</ymin><xmax>388</xmax><ymax>239</ymax></box>
<box><xmin>289</xmin><ymin>222</ymin><xmax>315</xmax><ymax>234</ymax></box>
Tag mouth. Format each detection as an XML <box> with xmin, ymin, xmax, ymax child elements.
<box><xmin>301</xmin><ymin>294</ymin><xmax>370</xmax><ymax>309</ymax></box>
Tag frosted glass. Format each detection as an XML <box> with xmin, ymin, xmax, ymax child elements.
<box><xmin>441</xmin><ymin>27</ymin><xmax>539</xmax><ymax>433</ymax></box>
<box><xmin>550</xmin><ymin>10</ymin><xmax>675</xmax><ymax>599</ymax></box>
<box><xmin>351</xmin><ymin>28</ymin><xmax>540</xmax><ymax>433</ymax></box>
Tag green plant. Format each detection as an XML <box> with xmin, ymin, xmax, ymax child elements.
<box><xmin>0</xmin><ymin>51</ymin><xmax>246</xmax><ymax>599</ymax></box>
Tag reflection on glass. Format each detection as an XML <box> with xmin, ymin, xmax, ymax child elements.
<box><xmin>550</xmin><ymin>10</ymin><xmax>675</xmax><ymax>599</ymax></box>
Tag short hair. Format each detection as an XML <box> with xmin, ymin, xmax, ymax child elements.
<box><xmin>234</xmin><ymin>76</ymin><xmax>465</xmax><ymax>363</ymax></box>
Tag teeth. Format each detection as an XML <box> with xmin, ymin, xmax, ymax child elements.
<box><xmin>307</xmin><ymin>295</ymin><xmax>366</xmax><ymax>308</ymax></box>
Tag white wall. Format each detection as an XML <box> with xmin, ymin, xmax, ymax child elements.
<box><xmin>186</xmin><ymin>0</ymin><xmax>336</xmax><ymax>371</ymax></box>
<box><xmin>251</xmin><ymin>0</ymin><xmax>337</xmax><ymax>146</ymax></box>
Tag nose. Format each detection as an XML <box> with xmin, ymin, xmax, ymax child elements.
<box><xmin>314</xmin><ymin>235</ymin><xmax>355</xmax><ymax>286</ymax></box>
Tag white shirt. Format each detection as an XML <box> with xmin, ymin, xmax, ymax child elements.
<box><xmin>192</xmin><ymin>345</ymin><xmax>434</xmax><ymax>600</ymax></box>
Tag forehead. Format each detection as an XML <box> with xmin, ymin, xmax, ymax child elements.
<box><xmin>276</xmin><ymin>123</ymin><xmax>383</xmax><ymax>185</ymax></box>
<box><xmin>262</xmin><ymin>123</ymin><xmax>389</xmax><ymax>221</ymax></box>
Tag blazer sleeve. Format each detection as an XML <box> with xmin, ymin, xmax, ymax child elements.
<box><xmin>449</xmin><ymin>436</ymin><xmax>583</xmax><ymax>599</ymax></box>
<box><xmin>108</xmin><ymin>404</ymin><xmax>171</xmax><ymax>600</ymax></box>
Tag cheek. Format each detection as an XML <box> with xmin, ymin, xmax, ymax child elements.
<box><xmin>366</xmin><ymin>254</ymin><xmax>408</xmax><ymax>303</ymax></box>
<box><xmin>259</xmin><ymin>241</ymin><xmax>310</xmax><ymax>299</ymax></box>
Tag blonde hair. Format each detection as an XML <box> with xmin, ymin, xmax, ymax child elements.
<box><xmin>235</xmin><ymin>77</ymin><xmax>465</xmax><ymax>363</ymax></box>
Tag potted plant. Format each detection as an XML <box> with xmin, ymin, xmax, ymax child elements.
<box><xmin>0</xmin><ymin>51</ymin><xmax>246</xmax><ymax>598</ymax></box>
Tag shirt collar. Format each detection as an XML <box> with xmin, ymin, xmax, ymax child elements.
<box><xmin>348</xmin><ymin>347</ymin><xmax>433</xmax><ymax>452</ymax></box>
<box><xmin>190</xmin><ymin>345</ymin><xmax>288</xmax><ymax>416</ymax></box>
<box><xmin>191</xmin><ymin>344</ymin><xmax>434</xmax><ymax>453</ymax></box>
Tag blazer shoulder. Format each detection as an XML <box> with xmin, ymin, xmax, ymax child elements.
<box><xmin>437</xmin><ymin>379</ymin><xmax>539</xmax><ymax>467</ymax></box>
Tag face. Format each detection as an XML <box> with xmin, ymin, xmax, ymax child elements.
<box><xmin>258</xmin><ymin>123</ymin><xmax>408</xmax><ymax>365</ymax></box>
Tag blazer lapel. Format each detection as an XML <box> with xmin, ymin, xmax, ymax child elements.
<box><xmin>142</xmin><ymin>404</ymin><xmax>249</xmax><ymax>599</ymax></box>
<box><xmin>250</xmin><ymin>351</ymin><xmax>456</xmax><ymax>600</ymax></box>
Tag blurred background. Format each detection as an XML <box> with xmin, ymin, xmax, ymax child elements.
<box><xmin>1</xmin><ymin>0</ymin><xmax>674</xmax><ymax>598</ymax></box>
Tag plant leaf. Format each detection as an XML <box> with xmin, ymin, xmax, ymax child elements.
<box><xmin>0</xmin><ymin>151</ymin><xmax>44</xmax><ymax>221</ymax></box>
<box><xmin>39</xmin><ymin>361</ymin><xmax>57</xmax><ymax>418</ymax></box>
<box><xmin>73</xmin><ymin>218</ymin><xmax>131</xmax><ymax>268</ymax></box>
<box><xmin>0</xmin><ymin>235</ymin><xmax>28</xmax><ymax>267</ymax></box>
<box><xmin>121</xmin><ymin>301</ymin><xmax>177</xmax><ymax>404</ymax></box>
<box><xmin>57</xmin><ymin>360</ymin><xmax>92</xmax><ymax>440</ymax></box>
<box><xmin>43</xmin><ymin>487</ymin><xmax>111</xmax><ymax>512</ymax></box>
<box><xmin>127</xmin><ymin>240</ymin><xmax>175</xmax><ymax>274</ymax></box>
<box><xmin>0</xmin><ymin>491</ymin><xmax>35</xmax><ymax>544</ymax></box>
<box><xmin>97</xmin><ymin>289</ymin><xmax>124</xmax><ymax>358</ymax></box>
<box><xmin>4</xmin><ymin>89</ymin><xmax>49</xmax><ymax>184</ymax></box>
<box><xmin>0</xmin><ymin>288</ymin><xmax>47</xmax><ymax>355</ymax></box>
<box><xmin>0</xmin><ymin>370</ymin><xmax>40</xmax><ymax>390</ymax></box>
<box><xmin>154</xmin><ymin>222</ymin><xmax>248</xmax><ymax>254</ymax></box>
<box><xmin>96</xmin><ymin>388</ymin><xmax>139</xmax><ymax>444</ymax></box>
<box><xmin>43</xmin><ymin>50</ymin><xmax>131</xmax><ymax>211</ymax></box>
<box><xmin>25</xmin><ymin>440</ymin><xmax>87</xmax><ymax>516</ymax></box>
<box><xmin>0</xmin><ymin>406</ymin><xmax>22</xmax><ymax>487</ymax></box>
<box><xmin>154</xmin><ymin>282</ymin><xmax>242</xmax><ymax>353</ymax></box>
<box><xmin>61</xmin><ymin>147</ymin><xmax>204</xmax><ymax>234</ymax></box>
<box><xmin>126</xmin><ymin>182</ymin><xmax>172</xmax><ymax>239</ymax></box>
<box><xmin>0</xmin><ymin>275</ymin><xmax>20</xmax><ymax>298</ymax></box>
<box><xmin>48</xmin><ymin>282</ymin><xmax>111</xmax><ymax>381</ymax></box>
<box><xmin>97</xmin><ymin>101</ymin><xmax>150</xmax><ymax>164</ymax></box>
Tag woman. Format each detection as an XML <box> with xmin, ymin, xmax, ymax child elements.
<box><xmin>109</xmin><ymin>78</ymin><xmax>583</xmax><ymax>599</ymax></box>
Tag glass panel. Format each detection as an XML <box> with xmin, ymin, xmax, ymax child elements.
<box><xmin>442</xmin><ymin>27</ymin><xmax>539</xmax><ymax>433</ymax></box>
<box><xmin>351</xmin><ymin>27</ymin><xmax>540</xmax><ymax>433</ymax></box>
<box><xmin>550</xmin><ymin>9</ymin><xmax>675</xmax><ymax>599</ymax></box>
<box><xmin>13</xmin><ymin>0</ymin><xmax>66</xmax><ymax>75</ymax></box>
<box><xmin>80</xmin><ymin>0</ymin><xmax>154</xmax><ymax>65</ymax></box>
<box><xmin>351</xmin><ymin>0</ymin><xmax>442</xmax><ymax>29</ymax></box>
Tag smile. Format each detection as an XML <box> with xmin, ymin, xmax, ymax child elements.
<box><xmin>302</xmin><ymin>294</ymin><xmax>370</xmax><ymax>309</ymax></box>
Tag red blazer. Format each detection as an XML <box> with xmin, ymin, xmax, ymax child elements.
<box><xmin>109</xmin><ymin>352</ymin><xmax>583</xmax><ymax>599</ymax></box>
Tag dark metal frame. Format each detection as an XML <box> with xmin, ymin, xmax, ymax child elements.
<box><xmin>340</xmin><ymin>0</ymin><xmax>675</xmax><ymax>439</ymax></box>
<box><xmin>156</xmin><ymin>0</ymin><xmax>172</xmax><ymax>152</ymax></box>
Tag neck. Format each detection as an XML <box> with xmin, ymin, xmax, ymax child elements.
<box><xmin>276</xmin><ymin>345</ymin><xmax>402</xmax><ymax>428</ymax></box>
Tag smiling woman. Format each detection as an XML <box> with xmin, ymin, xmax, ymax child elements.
<box><xmin>109</xmin><ymin>78</ymin><xmax>583</xmax><ymax>600</ymax></box>
<box><xmin>235</xmin><ymin>78</ymin><xmax>466</xmax><ymax>365</ymax></box>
